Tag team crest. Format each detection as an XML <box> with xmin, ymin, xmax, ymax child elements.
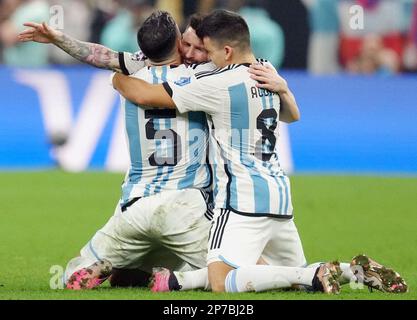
<box><xmin>174</xmin><ymin>77</ymin><xmax>191</xmax><ymax>87</ymax></box>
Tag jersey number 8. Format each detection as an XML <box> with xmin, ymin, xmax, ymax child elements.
<box><xmin>255</xmin><ymin>108</ymin><xmax>278</xmax><ymax>161</ymax></box>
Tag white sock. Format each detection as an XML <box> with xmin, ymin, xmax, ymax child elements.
<box><xmin>308</xmin><ymin>262</ymin><xmax>353</xmax><ymax>285</ymax></box>
<box><xmin>225</xmin><ymin>265</ymin><xmax>317</xmax><ymax>293</ymax></box>
<box><xmin>174</xmin><ymin>268</ymin><xmax>210</xmax><ymax>291</ymax></box>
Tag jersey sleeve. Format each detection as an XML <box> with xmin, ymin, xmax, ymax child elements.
<box><xmin>163</xmin><ymin>73</ymin><xmax>223</xmax><ymax>115</ymax></box>
<box><xmin>118</xmin><ymin>51</ymin><xmax>147</xmax><ymax>75</ymax></box>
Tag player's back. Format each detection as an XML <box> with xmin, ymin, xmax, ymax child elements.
<box><xmin>120</xmin><ymin>65</ymin><xmax>211</xmax><ymax>205</ymax></box>
<box><xmin>169</xmin><ymin>60</ymin><xmax>292</xmax><ymax>217</ymax></box>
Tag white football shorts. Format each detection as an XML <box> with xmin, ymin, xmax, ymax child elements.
<box><xmin>207</xmin><ymin>209</ymin><xmax>307</xmax><ymax>268</ymax></box>
<box><xmin>65</xmin><ymin>188</ymin><xmax>211</xmax><ymax>281</ymax></box>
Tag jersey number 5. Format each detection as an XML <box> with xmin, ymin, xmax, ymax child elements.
<box><xmin>145</xmin><ymin>109</ymin><xmax>182</xmax><ymax>166</ymax></box>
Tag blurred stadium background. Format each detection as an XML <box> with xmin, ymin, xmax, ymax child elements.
<box><xmin>0</xmin><ymin>0</ymin><xmax>417</xmax><ymax>299</ymax></box>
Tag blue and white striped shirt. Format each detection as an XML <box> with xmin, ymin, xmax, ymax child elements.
<box><xmin>120</xmin><ymin>65</ymin><xmax>211</xmax><ymax>204</ymax></box>
<box><xmin>167</xmin><ymin>60</ymin><xmax>293</xmax><ymax>218</ymax></box>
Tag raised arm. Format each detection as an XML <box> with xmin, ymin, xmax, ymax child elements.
<box><xmin>112</xmin><ymin>73</ymin><xmax>175</xmax><ymax>108</ymax></box>
<box><xmin>249</xmin><ymin>63</ymin><xmax>300</xmax><ymax>123</ymax></box>
<box><xmin>18</xmin><ymin>22</ymin><xmax>122</xmax><ymax>73</ymax></box>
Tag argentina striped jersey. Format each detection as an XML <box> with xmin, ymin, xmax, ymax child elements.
<box><xmin>120</xmin><ymin>65</ymin><xmax>211</xmax><ymax>205</ymax></box>
<box><xmin>165</xmin><ymin>60</ymin><xmax>293</xmax><ymax>218</ymax></box>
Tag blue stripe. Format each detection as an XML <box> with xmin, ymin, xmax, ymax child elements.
<box><xmin>252</xmin><ymin>172</ymin><xmax>270</xmax><ymax>212</ymax></box>
<box><xmin>151</xmin><ymin>66</ymin><xmax>158</xmax><ymax>84</ymax></box>
<box><xmin>219</xmin><ymin>255</ymin><xmax>240</xmax><ymax>269</ymax></box>
<box><xmin>280</xmin><ymin>176</ymin><xmax>290</xmax><ymax>213</ymax></box>
<box><xmin>231</xmin><ymin>269</ymin><xmax>239</xmax><ymax>293</ymax></box>
<box><xmin>161</xmin><ymin>66</ymin><xmax>167</xmax><ymax>80</ymax></box>
<box><xmin>228</xmin><ymin>84</ymin><xmax>248</xmax><ymax>210</ymax></box>
<box><xmin>229</xmin><ymin>83</ymin><xmax>270</xmax><ymax>213</ymax></box>
<box><xmin>178</xmin><ymin>112</ymin><xmax>209</xmax><ymax>189</ymax></box>
<box><xmin>123</xmin><ymin>100</ymin><xmax>143</xmax><ymax>203</ymax></box>
<box><xmin>240</xmin><ymin>155</ymin><xmax>270</xmax><ymax>213</ymax></box>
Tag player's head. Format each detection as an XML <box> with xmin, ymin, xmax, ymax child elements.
<box><xmin>137</xmin><ymin>10</ymin><xmax>181</xmax><ymax>63</ymax></box>
<box><xmin>181</xmin><ymin>14</ymin><xmax>208</xmax><ymax>65</ymax></box>
<box><xmin>196</xmin><ymin>9</ymin><xmax>251</xmax><ymax>68</ymax></box>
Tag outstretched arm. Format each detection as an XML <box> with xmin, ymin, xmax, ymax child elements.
<box><xmin>18</xmin><ymin>22</ymin><xmax>122</xmax><ymax>73</ymax></box>
<box><xmin>112</xmin><ymin>73</ymin><xmax>175</xmax><ymax>108</ymax></box>
<box><xmin>249</xmin><ymin>64</ymin><xmax>300</xmax><ymax>123</ymax></box>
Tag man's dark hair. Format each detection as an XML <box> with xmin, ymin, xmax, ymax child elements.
<box><xmin>187</xmin><ymin>13</ymin><xmax>205</xmax><ymax>31</ymax></box>
<box><xmin>137</xmin><ymin>10</ymin><xmax>178</xmax><ymax>62</ymax></box>
<box><xmin>196</xmin><ymin>9</ymin><xmax>251</xmax><ymax>50</ymax></box>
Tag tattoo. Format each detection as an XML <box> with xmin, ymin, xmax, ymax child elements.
<box><xmin>55</xmin><ymin>34</ymin><xmax>121</xmax><ymax>72</ymax></box>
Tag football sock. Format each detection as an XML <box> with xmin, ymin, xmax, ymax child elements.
<box><xmin>225</xmin><ymin>265</ymin><xmax>316</xmax><ymax>293</ymax></box>
<box><xmin>174</xmin><ymin>268</ymin><xmax>210</xmax><ymax>291</ymax></box>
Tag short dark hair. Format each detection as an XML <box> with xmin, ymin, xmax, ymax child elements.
<box><xmin>187</xmin><ymin>13</ymin><xmax>205</xmax><ymax>31</ymax></box>
<box><xmin>137</xmin><ymin>11</ymin><xmax>179</xmax><ymax>62</ymax></box>
<box><xmin>196</xmin><ymin>10</ymin><xmax>251</xmax><ymax>50</ymax></box>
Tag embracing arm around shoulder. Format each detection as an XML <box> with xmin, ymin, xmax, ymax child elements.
<box><xmin>113</xmin><ymin>72</ymin><xmax>220</xmax><ymax>115</ymax></box>
<box><xmin>248</xmin><ymin>63</ymin><xmax>300</xmax><ymax>123</ymax></box>
<box><xmin>112</xmin><ymin>73</ymin><xmax>176</xmax><ymax>108</ymax></box>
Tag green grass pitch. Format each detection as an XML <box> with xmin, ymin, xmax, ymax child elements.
<box><xmin>0</xmin><ymin>171</ymin><xmax>416</xmax><ymax>300</ymax></box>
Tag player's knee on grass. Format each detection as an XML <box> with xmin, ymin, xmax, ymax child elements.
<box><xmin>208</xmin><ymin>262</ymin><xmax>234</xmax><ymax>293</ymax></box>
<box><xmin>109</xmin><ymin>268</ymin><xmax>150</xmax><ymax>288</ymax></box>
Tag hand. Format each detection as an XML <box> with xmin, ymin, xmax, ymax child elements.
<box><xmin>18</xmin><ymin>22</ymin><xmax>61</xmax><ymax>44</ymax></box>
<box><xmin>248</xmin><ymin>63</ymin><xmax>289</xmax><ymax>95</ymax></box>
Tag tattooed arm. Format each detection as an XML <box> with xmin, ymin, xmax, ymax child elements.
<box><xmin>54</xmin><ymin>33</ymin><xmax>122</xmax><ymax>72</ymax></box>
<box><xmin>18</xmin><ymin>22</ymin><xmax>122</xmax><ymax>73</ymax></box>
